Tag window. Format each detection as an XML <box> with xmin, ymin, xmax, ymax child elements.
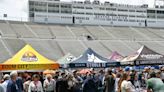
<box><xmin>61</xmin><ymin>10</ymin><xmax>72</xmax><ymax>13</ymax></box>
<box><xmin>61</xmin><ymin>4</ymin><xmax>72</xmax><ymax>8</ymax></box>
<box><xmin>118</xmin><ymin>9</ymin><xmax>128</xmax><ymax>12</ymax></box>
<box><xmin>129</xmin><ymin>10</ymin><xmax>135</xmax><ymax>12</ymax></box>
<box><xmin>147</xmin><ymin>10</ymin><xmax>155</xmax><ymax>13</ymax></box>
<box><xmin>100</xmin><ymin>7</ymin><xmax>105</xmax><ymax>10</ymax></box>
<box><xmin>94</xmin><ymin>13</ymin><xmax>105</xmax><ymax>15</ymax></box>
<box><xmin>48</xmin><ymin>3</ymin><xmax>59</xmax><ymax>7</ymax></box>
<box><xmin>48</xmin><ymin>10</ymin><xmax>59</xmax><ymax>13</ymax></box>
<box><xmin>106</xmin><ymin>8</ymin><xmax>116</xmax><ymax>11</ymax></box>
<box><xmin>73</xmin><ymin>6</ymin><xmax>84</xmax><ymax>9</ymax></box>
<box><xmin>129</xmin><ymin>20</ymin><xmax>136</xmax><ymax>22</ymax></box>
<box><xmin>86</xmin><ymin>13</ymin><xmax>93</xmax><ymax>15</ymax></box>
<box><xmin>86</xmin><ymin>7</ymin><xmax>92</xmax><ymax>9</ymax></box>
<box><xmin>136</xmin><ymin>10</ymin><xmax>145</xmax><ymax>12</ymax></box>
<box><xmin>73</xmin><ymin>12</ymin><xmax>85</xmax><ymax>14</ymax></box>
<box><xmin>129</xmin><ymin>15</ymin><xmax>135</xmax><ymax>17</ymax></box>
<box><xmin>157</xmin><ymin>10</ymin><xmax>164</xmax><ymax>14</ymax></box>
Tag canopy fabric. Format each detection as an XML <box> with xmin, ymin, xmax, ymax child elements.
<box><xmin>0</xmin><ymin>44</ymin><xmax>59</xmax><ymax>70</ymax></box>
<box><xmin>69</xmin><ymin>48</ymin><xmax>119</xmax><ymax>68</ymax></box>
<box><xmin>121</xmin><ymin>45</ymin><xmax>164</xmax><ymax>65</ymax></box>
<box><xmin>109</xmin><ymin>51</ymin><xmax>124</xmax><ymax>61</ymax></box>
<box><xmin>57</xmin><ymin>53</ymin><xmax>76</xmax><ymax>68</ymax></box>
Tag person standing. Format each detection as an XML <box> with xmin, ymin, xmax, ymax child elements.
<box><xmin>83</xmin><ymin>73</ymin><xmax>98</xmax><ymax>92</ymax></box>
<box><xmin>2</xmin><ymin>74</ymin><xmax>10</xmax><ymax>92</ymax></box>
<box><xmin>43</xmin><ymin>74</ymin><xmax>55</xmax><ymax>92</ymax></box>
<box><xmin>7</xmin><ymin>71</ymin><xmax>19</xmax><ymax>92</ymax></box>
<box><xmin>119</xmin><ymin>72</ymin><xmax>136</xmax><ymax>92</ymax></box>
<box><xmin>16</xmin><ymin>73</ymin><xmax>23</xmax><ymax>92</ymax></box>
<box><xmin>0</xmin><ymin>84</ymin><xmax>4</xmax><ymax>92</ymax></box>
<box><xmin>104</xmin><ymin>69</ymin><xmax>115</xmax><ymax>92</ymax></box>
<box><xmin>23</xmin><ymin>76</ymin><xmax>31</xmax><ymax>92</ymax></box>
<box><xmin>56</xmin><ymin>72</ymin><xmax>69</xmax><ymax>92</ymax></box>
<box><xmin>147</xmin><ymin>72</ymin><xmax>164</xmax><ymax>92</ymax></box>
<box><xmin>28</xmin><ymin>74</ymin><xmax>43</xmax><ymax>92</ymax></box>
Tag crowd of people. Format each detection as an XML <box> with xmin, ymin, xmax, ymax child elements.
<box><xmin>0</xmin><ymin>66</ymin><xmax>164</xmax><ymax>92</ymax></box>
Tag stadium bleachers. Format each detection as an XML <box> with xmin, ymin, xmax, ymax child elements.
<box><xmin>0</xmin><ymin>21</ymin><xmax>164</xmax><ymax>62</ymax></box>
<box><xmin>0</xmin><ymin>22</ymin><xmax>17</xmax><ymax>37</ymax></box>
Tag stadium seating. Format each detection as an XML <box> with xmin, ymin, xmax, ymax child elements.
<box><xmin>0</xmin><ymin>20</ymin><xmax>164</xmax><ymax>62</ymax></box>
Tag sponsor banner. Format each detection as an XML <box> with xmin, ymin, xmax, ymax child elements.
<box><xmin>140</xmin><ymin>54</ymin><xmax>163</xmax><ymax>60</ymax></box>
<box><xmin>120</xmin><ymin>61</ymin><xmax>134</xmax><ymax>66</ymax></box>
<box><xmin>0</xmin><ymin>64</ymin><xmax>59</xmax><ymax>71</ymax></box>
<box><xmin>136</xmin><ymin>60</ymin><xmax>164</xmax><ymax>65</ymax></box>
<box><xmin>69</xmin><ymin>62</ymin><xmax>119</xmax><ymax>68</ymax></box>
<box><xmin>106</xmin><ymin>62</ymin><xmax>120</xmax><ymax>67</ymax></box>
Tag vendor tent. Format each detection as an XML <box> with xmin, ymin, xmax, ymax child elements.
<box><xmin>0</xmin><ymin>44</ymin><xmax>59</xmax><ymax>70</ymax></box>
<box><xmin>57</xmin><ymin>53</ymin><xmax>76</xmax><ymax>68</ymax></box>
<box><xmin>121</xmin><ymin>45</ymin><xmax>164</xmax><ymax>65</ymax></box>
<box><xmin>69</xmin><ymin>48</ymin><xmax>119</xmax><ymax>68</ymax></box>
<box><xmin>109</xmin><ymin>51</ymin><xmax>124</xmax><ymax>61</ymax></box>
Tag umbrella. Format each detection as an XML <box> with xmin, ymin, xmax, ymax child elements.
<box><xmin>79</xmin><ymin>69</ymin><xmax>91</xmax><ymax>74</ymax></box>
<box><xmin>43</xmin><ymin>70</ymin><xmax>55</xmax><ymax>75</ymax></box>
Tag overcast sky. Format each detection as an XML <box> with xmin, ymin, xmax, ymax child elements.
<box><xmin>0</xmin><ymin>0</ymin><xmax>155</xmax><ymax>21</ymax></box>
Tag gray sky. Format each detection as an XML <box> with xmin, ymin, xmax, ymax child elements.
<box><xmin>0</xmin><ymin>0</ymin><xmax>155</xmax><ymax>21</ymax></box>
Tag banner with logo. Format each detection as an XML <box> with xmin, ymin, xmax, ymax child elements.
<box><xmin>121</xmin><ymin>45</ymin><xmax>164</xmax><ymax>66</ymax></box>
<box><xmin>69</xmin><ymin>48</ymin><xmax>119</xmax><ymax>68</ymax></box>
<box><xmin>0</xmin><ymin>44</ymin><xmax>59</xmax><ymax>70</ymax></box>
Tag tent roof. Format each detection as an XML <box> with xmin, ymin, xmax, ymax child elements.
<box><xmin>0</xmin><ymin>44</ymin><xmax>59</xmax><ymax>70</ymax></box>
<box><xmin>72</xmin><ymin>48</ymin><xmax>113</xmax><ymax>63</ymax></box>
<box><xmin>57</xmin><ymin>53</ymin><xmax>76</xmax><ymax>64</ymax></box>
<box><xmin>70</xmin><ymin>48</ymin><xmax>119</xmax><ymax>68</ymax></box>
<box><xmin>121</xmin><ymin>45</ymin><xmax>164</xmax><ymax>65</ymax></box>
<box><xmin>109</xmin><ymin>51</ymin><xmax>124</xmax><ymax>61</ymax></box>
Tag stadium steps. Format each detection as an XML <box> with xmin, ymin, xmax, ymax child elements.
<box><xmin>99</xmin><ymin>26</ymin><xmax>116</xmax><ymax>40</ymax></box>
<box><xmin>3</xmin><ymin>38</ymin><xmax>26</xmax><ymax>55</ymax></box>
<box><xmin>24</xmin><ymin>39</ymin><xmax>63</xmax><ymax>60</ymax></box>
<box><xmin>0</xmin><ymin>22</ymin><xmax>17</xmax><ymax>37</ymax></box>
<box><xmin>57</xmin><ymin>40</ymin><xmax>86</xmax><ymax>57</ymax></box>
<box><xmin>146</xmin><ymin>28</ymin><xmax>164</xmax><ymax>39</ymax></box>
<box><xmin>0</xmin><ymin>39</ymin><xmax>11</xmax><ymax>63</ymax></box>
<box><xmin>68</xmin><ymin>25</ymin><xmax>92</xmax><ymax>40</ymax></box>
<box><xmin>83</xmin><ymin>40</ymin><xmax>111</xmax><ymax>57</ymax></box>
<box><xmin>85</xmin><ymin>26</ymin><xmax>111</xmax><ymax>40</ymax></box>
<box><xmin>133</xmin><ymin>28</ymin><xmax>162</xmax><ymax>40</ymax></box>
<box><xmin>49</xmin><ymin>25</ymin><xmax>75</xmax><ymax>39</ymax></box>
<box><xmin>27</xmin><ymin>24</ymin><xmax>53</xmax><ymax>39</ymax></box>
<box><xmin>10</xmin><ymin>23</ymin><xmax>36</xmax><ymax>38</ymax></box>
<box><xmin>24</xmin><ymin>23</ymin><xmax>39</xmax><ymax>38</ymax></box>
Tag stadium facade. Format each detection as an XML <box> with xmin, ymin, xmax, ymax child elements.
<box><xmin>29</xmin><ymin>0</ymin><xmax>164</xmax><ymax>28</ymax></box>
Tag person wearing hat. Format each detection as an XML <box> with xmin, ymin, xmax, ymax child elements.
<box><xmin>147</xmin><ymin>72</ymin><xmax>164</xmax><ymax>92</ymax></box>
<box><xmin>2</xmin><ymin>74</ymin><xmax>10</xmax><ymax>92</ymax></box>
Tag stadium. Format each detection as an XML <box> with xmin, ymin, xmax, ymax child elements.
<box><xmin>0</xmin><ymin>0</ymin><xmax>164</xmax><ymax>92</ymax></box>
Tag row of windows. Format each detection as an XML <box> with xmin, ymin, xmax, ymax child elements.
<box><xmin>157</xmin><ymin>11</ymin><xmax>164</xmax><ymax>14</ymax></box>
<box><xmin>76</xmin><ymin>17</ymin><xmax>89</xmax><ymax>20</ymax></box>
<box><xmin>61</xmin><ymin>16</ymin><xmax>72</xmax><ymax>19</ymax></box>
<box><xmin>72</xmin><ymin>6</ymin><xmax>145</xmax><ymax>12</ymax></box>
<box><xmin>94</xmin><ymin>18</ymin><xmax>145</xmax><ymax>22</ymax></box>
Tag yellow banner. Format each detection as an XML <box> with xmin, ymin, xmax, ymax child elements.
<box><xmin>0</xmin><ymin>64</ymin><xmax>59</xmax><ymax>71</ymax></box>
